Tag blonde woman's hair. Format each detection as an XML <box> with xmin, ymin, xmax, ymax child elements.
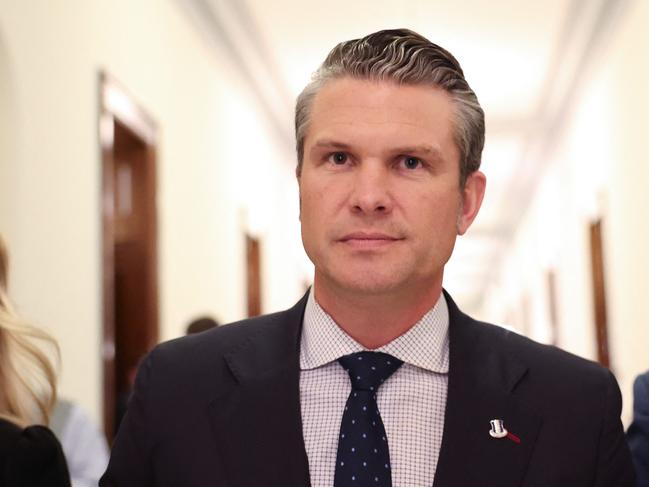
<box><xmin>0</xmin><ymin>235</ymin><xmax>59</xmax><ymax>427</ymax></box>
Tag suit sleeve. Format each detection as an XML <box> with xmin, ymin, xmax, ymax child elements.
<box><xmin>627</xmin><ymin>372</ymin><xmax>649</xmax><ymax>487</ymax></box>
<box><xmin>593</xmin><ymin>370</ymin><xmax>635</xmax><ymax>487</ymax></box>
<box><xmin>100</xmin><ymin>349</ymin><xmax>157</xmax><ymax>487</ymax></box>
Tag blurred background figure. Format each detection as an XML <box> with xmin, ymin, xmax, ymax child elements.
<box><xmin>628</xmin><ymin>370</ymin><xmax>649</xmax><ymax>487</ymax></box>
<box><xmin>186</xmin><ymin>316</ymin><xmax>220</xmax><ymax>335</ymax></box>
<box><xmin>0</xmin><ymin>234</ymin><xmax>71</xmax><ymax>486</ymax></box>
<box><xmin>51</xmin><ymin>398</ymin><xmax>110</xmax><ymax>487</ymax></box>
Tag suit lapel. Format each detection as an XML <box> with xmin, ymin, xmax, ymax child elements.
<box><xmin>208</xmin><ymin>294</ymin><xmax>311</xmax><ymax>487</ymax></box>
<box><xmin>433</xmin><ymin>292</ymin><xmax>542</xmax><ymax>487</ymax></box>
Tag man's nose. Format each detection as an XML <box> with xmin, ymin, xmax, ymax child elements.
<box><xmin>349</xmin><ymin>162</ymin><xmax>393</xmax><ymax>215</ymax></box>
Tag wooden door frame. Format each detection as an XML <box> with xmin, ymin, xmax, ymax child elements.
<box><xmin>589</xmin><ymin>219</ymin><xmax>610</xmax><ymax>368</ymax></box>
<box><xmin>246</xmin><ymin>233</ymin><xmax>262</xmax><ymax>317</ymax></box>
<box><xmin>99</xmin><ymin>71</ymin><xmax>159</xmax><ymax>438</ymax></box>
<box><xmin>546</xmin><ymin>269</ymin><xmax>560</xmax><ymax>346</ymax></box>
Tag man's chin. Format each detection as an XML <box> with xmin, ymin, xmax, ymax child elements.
<box><xmin>327</xmin><ymin>272</ymin><xmax>407</xmax><ymax>297</ymax></box>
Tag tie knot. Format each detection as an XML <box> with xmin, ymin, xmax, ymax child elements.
<box><xmin>338</xmin><ymin>352</ymin><xmax>403</xmax><ymax>391</ymax></box>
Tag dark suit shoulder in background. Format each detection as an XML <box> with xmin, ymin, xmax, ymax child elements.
<box><xmin>628</xmin><ymin>370</ymin><xmax>649</xmax><ymax>487</ymax></box>
<box><xmin>0</xmin><ymin>418</ymin><xmax>71</xmax><ymax>487</ymax></box>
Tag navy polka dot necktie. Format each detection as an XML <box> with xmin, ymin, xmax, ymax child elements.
<box><xmin>334</xmin><ymin>351</ymin><xmax>404</xmax><ymax>487</ymax></box>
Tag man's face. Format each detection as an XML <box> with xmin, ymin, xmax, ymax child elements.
<box><xmin>298</xmin><ymin>77</ymin><xmax>485</xmax><ymax>299</ymax></box>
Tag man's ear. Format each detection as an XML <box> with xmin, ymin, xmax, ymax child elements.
<box><xmin>457</xmin><ymin>171</ymin><xmax>486</xmax><ymax>235</ymax></box>
<box><xmin>296</xmin><ymin>175</ymin><xmax>302</xmax><ymax>221</ymax></box>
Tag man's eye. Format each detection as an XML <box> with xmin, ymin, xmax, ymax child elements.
<box><xmin>329</xmin><ymin>152</ymin><xmax>348</xmax><ymax>165</ymax></box>
<box><xmin>402</xmin><ymin>156</ymin><xmax>421</xmax><ymax>169</ymax></box>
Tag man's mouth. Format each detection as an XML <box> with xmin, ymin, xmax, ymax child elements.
<box><xmin>338</xmin><ymin>232</ymin><xmax>404</xmax><ymax>248</ymax></box>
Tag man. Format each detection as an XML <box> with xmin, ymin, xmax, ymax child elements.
<box><xmin>101</xmin><ymin>29</ymin><xmax>634</xmax><ymax>486</ymax></box>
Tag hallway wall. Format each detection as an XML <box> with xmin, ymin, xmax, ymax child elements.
<box><xmin>600</xmin><ymin>0</ymin><xmax>649</xmax><ymax>423</ymax></box>
<box><xmin>0</xmin><ymin>0</ymin><xmax>306</xmax><ymax>424</ymax></box>
<box><xmin>2</xmin><ymin>0</ymin><xmax>647</xmax><ymax>428</ymax></box>
<box><xmin>482</xmin><ymin>0</ymin><xmax>649</xmax><ymax>423</ymax></box>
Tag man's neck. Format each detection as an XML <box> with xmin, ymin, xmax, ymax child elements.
<box><xmin>313</xmin><ymin>277</ymin><xmax>443</xmax><ymax>349</ymax></box>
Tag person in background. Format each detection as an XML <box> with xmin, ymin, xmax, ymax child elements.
<box><xmin>50</xmin><ymin>398</ymin><xmax>110</xmax><ymax>487</ymax></box>
<box><xmin>628</xmin><ymin>370</ymin><xmax>649</xmax><ymax>487</ymax></box>
<box><xmin>186</xmin><ymin>316</ymin><xmax>219</xmax><ymax>335</ymax></box>
<box><xmin>0</xmin><ymin>234</ymin><xmax>71</xmax><ymax>487</ymax></box>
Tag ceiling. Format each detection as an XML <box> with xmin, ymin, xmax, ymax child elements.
<box><xmin>178</xmin><ymin>0</ymin><xmax>629</xmax><ymax>313</ymax></box>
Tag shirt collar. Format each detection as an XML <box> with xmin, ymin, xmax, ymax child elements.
<box><xmin>300</xmin><ymin>288</ymin><xmax>449</xmax><ymax>374</ymax></box>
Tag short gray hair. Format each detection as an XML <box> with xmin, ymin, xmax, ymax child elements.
<box><xmin>295</xmin><ymin>28</ymin><xmax>484</xmax><ymax>188</ymax></box>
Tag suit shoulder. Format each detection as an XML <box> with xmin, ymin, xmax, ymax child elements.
<box><xmin>634</xmin><ymin>370</ymin><xmax>649</xmax><ymax>391</ymax></box>
<box><xmin>154</xmin><ymin>308</ymin><xmax>295</xmax><ymax>359</ymax></box>
<box><xmin>472</xmin><ymin>318</ymin><xmax>611</xmax><ymax>385</ymax></box>
<box><xmin>633</xmin><ymin>370</ymin><xmax>649</xmax><ymax>406</ymax></box>
<box><xmin>446</xmin><ymin>291</ymin><xmax>609</xmax><ymax>385</ymax></box>
<box><xmin>460</xmin><ymin>318</ymin><xmax>622</xmax><ymax>424</ymax></box>
<box><xmin>142</xmin><ymin>297</ymin><xmax>306</xmax><ymax>387</ymax></box>
<box><xmin>131</xmin><ymin>299</ymin><xmax>306</xmax><ymax>411</ymax></box>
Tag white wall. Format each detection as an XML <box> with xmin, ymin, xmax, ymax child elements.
<box><xmin>0</xmin><ymin>31</ymin><xmax>18</xmax><ymax>235</ymax></box>
<box><xmin>4</xmin><ymin>0</ymin><xmax>647</xmax><ymax>431</ymax></box>
<box><xmin>483</xmin><ymin>0</ymin><xmax>649</xmax><ymax>423</ymax></box>
<box><xmin>0</xmin><ymin>0</ymin><xmax>305</xmax><ymax>424</ymax></box>
<box><xmin>599</xmin><ymin>0</ymin><xmax>649</xmax><ymax>423</ymax></box>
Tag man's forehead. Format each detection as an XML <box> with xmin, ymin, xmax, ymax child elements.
<box><xmin>310</xmin><ymin>78</ymin><xmax>454</xmax><ymax>122</ymax></box>
<box><xmin>305</xmin><ymin>78</ymin><xmax>456</xmax><ymax>152</ymax></box>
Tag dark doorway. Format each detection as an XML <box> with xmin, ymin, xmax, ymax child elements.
<box><xmin>99</xmin><ymin>73</ymin><xmax>159</xmax><ymax>441</ymax></box>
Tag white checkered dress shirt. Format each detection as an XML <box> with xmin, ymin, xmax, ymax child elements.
<box><xmin>300</xmin><ymin>290</ymin><xmax>449</xmax><ymax>487</ymax></box>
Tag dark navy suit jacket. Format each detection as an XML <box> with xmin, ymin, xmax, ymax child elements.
<box><xmin>628</xmin><ymin>371</ymin><xmax>649</xmax><ymax>487</ymax></box>
<box><xmin>100</xmin><ymin>291</ymin><xmax>634</xmax><ymax>486</ymax></box>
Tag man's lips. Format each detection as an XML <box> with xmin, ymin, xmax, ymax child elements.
<box><xmin>339</xmin><ymin>232</ymin><xmax>401</xmax><ymax>242</ymax></box>
<box><xmin>337</xmin><ymin>232</ymin><xmax>404</xmax><ymax>249</ymax></box>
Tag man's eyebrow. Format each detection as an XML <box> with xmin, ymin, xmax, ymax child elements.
<box><xmin>311</xmin><ymin>139</ymin><xmax>353</xmax><ymax>150</ymax></box>
<box><xmin>391</xmin><ymin>145</ymin><xmax>444</xmax><ymax>160</ymax></box>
